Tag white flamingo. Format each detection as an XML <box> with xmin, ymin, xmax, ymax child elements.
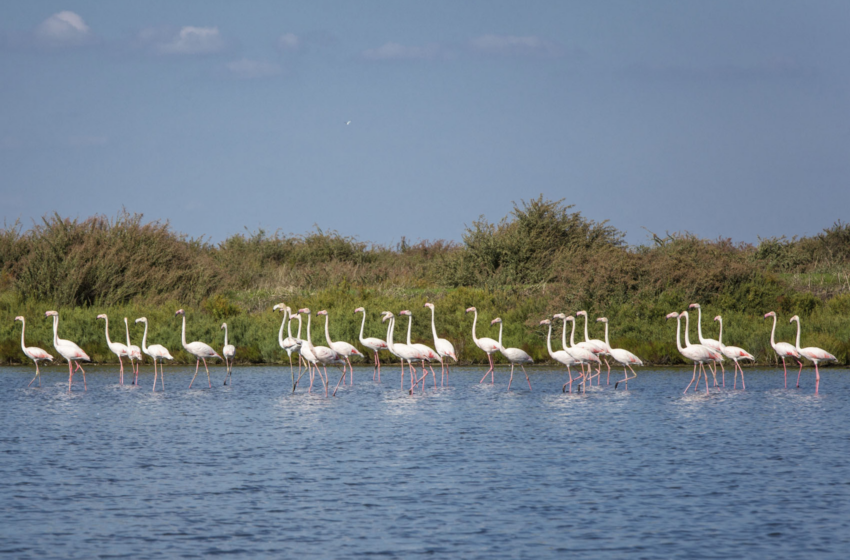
<box><xmin>557</xmin><ymin>314</ymin><xmax>601</xmax><ymax>389</ymax></box>
<box><xmin>595</xmin><ymin>317</ymin><xmax>643</xmax><ymax>389</ymax></box>
<box><xmin>355</xmin><ymin>307</ymin><xmax>388</xmax><ymax>382</ymax></box>
<box><xmin>789</xmin><ymin>315</ymin><xmax>836</xmax><ymax>393</ymax></box>
<box><xmin>764</xmin><ymin>311</ymin><xmax>803</xmax><ymax>389</ymax></box>
<box><xmin>221</xmin><ymin>322</ymin><xmax>236</xmax><ymax>385</ymax></box>
<box><xmin>666</xmin><ymin>311</ymin><xmax>721</xmax><ymax>394</ymax></box>
<box><xmin>15</xmin><ymin>316</ymin><xmax>53</xmax><ymax>388</ymax></box>
<box><xmin>381</xmin><ymin>312</ymin><xmax>421</xmax><ymax>393</ymax></box>
<box><xmin>45</xmin><ymin>310</ymin><xmax>90</xmax><ymax>392</ymax></box>
<box><xmin>124</xmin><ymin>317</ymin><xmax>143</xmax><ymax>385</ymax></box>
<box><xmin>490</xmin><ymin>317</ymin><xmax>533</xmax><ymax>390</ymax></box>
<box><xmin>97</xmin><ymin>314</ymin><xmax>129</xmax><ymax>385</ymax></box>
<box><xmin>465</xmin><ymin>307</ymin><xmax>500</xmax><ymax>384</ymax></box>
<box><xmin>713</xmin><ymin>315</ymin><xmax>755</xmax><ymax>390</ymax></box>
<box><xmin>575</xmin><ymin>310</ymin><xmax>610</xmax><ymax>384</ymax></box>
<box><xmin>292</xmin><ymin>309</ymin><xmax>322</xmax><ymax>394</ymax></box>
<box><xmin>400</xmin><ymin>310</ymin><xmax>441</xmax><ymax>390</ymax></box>
<box><xmin>321</xmin><ymin>309</ymin><xmax>364</xmax><ymax>386</ymax></box>
<box><xmin>688</xmin><ymin>303</ymin><xmax>724</xmax><ymax>387</ymax></box>
<box><xmin>424</xmin><ymin>302</ymin><xmax>457</xmax><ymax>386</ymax></box>
<box><xmin>134</xmin><ymin>317</ymin><xmax>173</xmax><ymax>392</ymax></box>
<box><xmin>540</xmin><ymin>318</ymin><xmax>579</xmax><ymax>393</ymax></box>
<box><xmin>176</xmin><ymin>309</ymin><xmax>222</xmax><ymax>389</ymax></box>
<box><xmin>298</xmin><ymin>309</ymin><xmax>340</xmax><ymax>397</ymax></box>
<box><xmin>272</xmin><ymin>304</ymin><xmax>303</xmax><ymax>391</ymax></box>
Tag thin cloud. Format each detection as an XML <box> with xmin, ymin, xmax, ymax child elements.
<box><xmin>469</xmin><ymin>34</ymin><xmax>565</xmax><ymax>57</ymax></box>
<box><xmin>140</xmin><ymin>26</ymin><xmax>226</xmax><ymax>55</ymax></box>
<box><xmin>278</xmin><ymin>33</ymin><xmax>300</xmax><ymax>51</ymax></box>
<box><xmin>34</xmin><ymin>11</ymin><xmax>93</xmax><ymax>48</ymax></box>
<box><xmin>361</xmin><ymin>41</ymin><xmax>451</xmax><ymax>61</ymax></box>
<box><xmin>225</xmin><ymin>58</ymin><xmax>282</xmax><ymax>79</ymax></box>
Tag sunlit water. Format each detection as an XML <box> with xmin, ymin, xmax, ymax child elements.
<box><xmin>1</xmin><ymin>364</ymin><xmax>848</xmax><ymax>559</ymax></box>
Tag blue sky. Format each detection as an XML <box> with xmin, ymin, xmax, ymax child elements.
<box><xmin>2</xmin><ymin>1</ymin><xmax>849</xmax><ymax>246</ymax></box>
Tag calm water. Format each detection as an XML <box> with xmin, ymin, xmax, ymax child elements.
<box><xmin>1</xmin><ymin>364</ymin><xmax>848</xmax><ymax>559</ymax></box>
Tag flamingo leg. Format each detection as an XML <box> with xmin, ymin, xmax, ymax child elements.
<box><xmin>684</xmin><ymin>363</ymin><xmax>698</xmax><ymax>394</ymax></box>
<box><xmin>160</xmin><ymin>362</ymin><xmax>165</xmax><ymax>391</ymax></box>
<box><xmin>373</xmin><ymin>352</ymin><xmax>377</xmax><ymax>381</ymax></box>
<box><xmin>720</xmin><ymin>362</ymin><xmax>725</xmax><ymax>387</ymax></box>
<box><xmin>202</xmin><ymin>358</ymin><xmax>211</xmax><ymax>388</ymax></box>
<box><xmin>814</xmin><ymin>362</ymin><xmax>820</xmax><ymax>394</ymax></box>
<box><xmin>796</xmin><ymin>360</ymin><xmax>804</xmax><ymax>388</ymax></box>
<box><xmin>189</xmin><ymin>359</ymin><xmax>200</xmax><ymax>389</ymax></box>
<box><xmin>739</xmin><ymin>361</ymin><xmax>746</xmax><ymax>390</ymax></box>
<box><xmin>68</xmin><ymin>360</ymin><xmax>73</xmax><ymax>392</ymax></box>
<box><xmin>79</xmin><ymin>363</ymin><xmax>87</xmax><ymax>391</ymax></box>
<box><xmin>523</xmin><ymin>365</ymin><xmax>532</xmax><ymax>391</ymax></box>
<box><xmin>333</xmin><ymin>366</ymin><xmax>347</xmax><ymax>396</ymax></box>
<box><xmin>28</xmin><ymin>362</ymin><xmax>39</xmax><ymax>388</ymax></box>
<box><xmin>562</xmin><ymin>365</ymin><xmax>573</xmax><ymax>393</ymax></box>
<box><xmin>321</xmin><ymin>365</ymin><xmax>329</xmax><ymax>397</ymax></box>
<box><xmin>781</xmin><ymin>357</ymin><xmax>788</xmax><ymax>388</ymax></box>
<box><xmin>701</xmin><ymin>364</ymin><xmax>709</xmax><ymax>394</ymax></box>
<box><xmin>294</xmin><ymin>362</ymin><xmax>310</xmax><ymax>393</ymax></box>
<box><xmin>153</xmin><ymin>361</ymin><xmax>158</xmax><ymax>392</ymax></box>
<box><xmin>605</xmin><ymin>358</ymin><xmax>611</xmax><ymax>385</ymax></box>
<box><xmin>431</xmin><ymin>362</ymin><xmax>438</xmax><ymax>388</ymax></box>
<box><xmin>507</xmin><ymin>363</ymin><xmax>514</xmax><ymax>391</ymax></box>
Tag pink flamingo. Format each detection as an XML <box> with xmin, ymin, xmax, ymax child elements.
<box><xmin>540</xmin><ymin>318</ymin><xmax>580</xmax><ymax>393</ymax></box>
<box><xmin>764</xmin><ymin>311</ymin><xmax>802</xmax><ymax>388</ymax></box>
<box><xmin>381</xmin><ymin>312</ymin><xmax>421</xmax><ymax>394</ymax></box>
<box><xmin>558</xmin><ymin>314</ymin><xmax>601</xmax><ymax>389</ymax></box>
<box><xmin>176</xmin><ymin>309</ymin><xmax>222</xmax><ymax>389</ymax></box>
<box><xmin>301</xmin><ymin>309</ymin><xmax>342</xmax><ymax>397</ymax></box>
<box><xmin>789</xmin><ymin>315</ymin><xmax>836</xmax><ymax>393</ymax></box>
<box><xmin>490</xmin><ymin>317</ymin><xmax>533</xmax><ymax>390</ymax></box>
<box><xmin>124</xmin><ymin>318</ymin><xmax>143</xmax><ymax>385</ymax></box>
<box><xmin>134</xmin><ymin>317</ymin><xmax>173</xmax><ymax>392</ymax></box>
<box><xmin>321</xmin><ymin>309</ymin><xmax>364</xmax><ymax>385</ymax></box>
<box><xmin>400</xmin><ymin>310</ymin><xmax>441</xmax><ymax>390</ymax></box>
<box><xmin>97</xmin><ymin>314</ymin><xmax>129</xmax><ymax>385</ymax></box>
<box><xmin>355</xmin><ymin>307</ymin><xmax>388</xmax><ymax>382</ymax></box>
<box><xmin>666</xmin><ymin>311</ymin><xmax>721</xmax><ymax>394</ymax></box>
<box><xmin>424</xmin><ymin>302</ymin><xmax>458</xmax><ymax>386</ymax></box>
<box><xmin>273</xmin><ymin>304</ymin><xmax>304</xmax><ymax>391</ymax></box>
<box><xmin>465</xmin><ymin>307</ymin><xmax>500</xmax><ymax>383</ymax></box>
<box><xmin>45</xmin><ymin>310</ymin><xmax>90</xmax><ymax>392</ymax></box>
<box><xmin>221</xmin><ymin>322</ymin><xmax>236</xmax><ymax>385</ymax></box>
<box><xmin>15</xmin><ymin>316</ymin><xmax>53</xmax><ymax>387</ymax></box>
<box><xmin>575</xmin><ymin>311</ymin><xmax>611</xmax><ymax>384</ymax></box>
<box><xmin>292</xmin><ymin>309</ymin><xmax>325</xmax><ymax>395</ymax></box>
<box><xmin>688</xmin><ymin>304</ymin><xmax>723</xmax><ymax>387</ymax></box>
<box><xmin>714</xmin><ymin>315</ymin><xmax>754</xmax><ymax>389</ymax></box>
<box><xmin>596</xmin><ymin>317</ymin><xmax>643</xmax><ymax>389</ymax></box>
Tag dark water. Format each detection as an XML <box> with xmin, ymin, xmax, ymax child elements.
<box><xmin>1</xmin><ymin>364</ymin><xmax>848</xmax><ymax>559</ymax></box>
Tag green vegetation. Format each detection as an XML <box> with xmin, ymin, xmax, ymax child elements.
<box><xmin>2</xmin><ymin>198</ymin><xmax>849</xmax><ymax>367</ymax></box>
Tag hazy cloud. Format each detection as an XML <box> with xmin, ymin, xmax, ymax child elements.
<box><xmin>361</xmin><ymin>42</ymin><xmax>450</xmax><ymax>61</ymax></box>
<box><xmin>225</xmin><ymin>58</ymin><xmax>282</xmax><ymax>79</ymax></box>
<box><xmin>469</xmin><ymin>34</ymin><xmax>564</xmax><ymax>57</ymax></box>
<box><xmin>34</xmin><ymin>11</ymin><xmax>93</xmax><ymax>47</ymax></box>
<box><xmin>277</xmin><ymin>33</ymin><xmax>300</xmax><ymax>51</ymax></box>
<box><xmin>140</xmin><ymin>26</ymin><xmax>226</xmax><ymax>55</ymax></box>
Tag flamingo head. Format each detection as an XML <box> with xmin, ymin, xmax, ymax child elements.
<box><xmin>764</xmin><ymin>311</ymin><xmax>776</xmax><ymax>320</ymax></box>
<box><xmin>553</xmin><ymin>313</ymin><xmax>566</xmax><ymax>320</ymax></box>
<box><xmin>679</xmin><ymin>311</ymin><xmax>689</xmax><ymax>319</ymax></box>
<box><xmin>317</xmin><ymin>310</ymin><xmax>328</xmax><ymax>316</ymax></box>
<box><xmin>789</xmin><ymin>315</ymin><xmax>800</xmax><ymax>323</ymax></box>
<box><xmin>272</xmin><ymin>303</ymin><xmax>286</xmax><ymax>312</ymax></box>
<box><xmin>220</xmin><ymin>323</ymin><xmax>226</xmax><ymax>330</ymax></box>
<box><xmin>539</xmin><ymin>319</ymin><xmax>550</xmax><ymax>325</ymax></box>
<box><xmin>424</xmin><ymin>302</ymin><xmax>434</xmax><ymax>310</ymax></box>
<box><xmin>298</xmin><ymin>308</ymin><xmax>311</xmax><ymax>315</ymax></box>
<box><xmin>596</xmin><ymin>317</ymin><xmax>608</xmax><ymax>324</ymax></box>
<box><xmin>713</xmin><ymin>315</ymin><xmax>721</xmax><ymax>322</ymax></box>
<box><xmin>576</xmin><ymin>310</ymin><xmax>587</xmax><ymax>317</ymax></box>
<box><xmin>564</xmin><ymin>315</ymin><xmax>575</xmax><ymax>323</ymax></box>
<box><xmin>689</xmin><ymin>303</ymin><xmax>700</xmax><ymax>309</ymax></box>
<box><xmin>96</xmin><ymin>313</ymin><xmax>107</xmax><ymax>320</ymax></box>
<box><xmin>490</xmin><ymin>317</ymin><xmax>502</xmax><ymax>325</ymax></box>
<box><xmin>354</xmin><ymin>307</ymin><xmax>365</xmax><ymax>314</ymax></box>
<box><xmin>465</xmin><ymin>307</ymin><xmax>476</xmax><ymax>314</ymax></box>
<box><xmin>400</xmin><ymin>310</ymin><xmax>412</xmax><ymax>316</ymax></box>
<box><xmin>381</xmin><ymin>312</ymin><xmax>393</xmax><ymax>323</ymax></box>
<box><xmin>135</xmin><ymin>317</ymin><xmax>147</xmax><ymax>324</ymax></box>
<box><xmin>175</xmin><ymin>309</ymin><xmax>185</xmax><ymax>317</ymax></box>
<box><xmin>290</xmin><ymin>313</ymin><xmax>300</xmax><ymax>320</ymax></box>
<box><xmin>14</xmin><ymin>316</ymin><xmax>23</xmax><ymax>322</ymax></box>
<box><xmin>44</xmin><ymin>310</ymin><xmax>58</xmax><ymax>318</ymax></box>
<box><xmin>665</xmin><ymin>312</ymin><xmax>679</xmax><ymax>320</ymax></box>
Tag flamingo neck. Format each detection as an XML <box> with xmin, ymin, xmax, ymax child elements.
<box><xmin>141</xmin><ymin>321</ymin><xmax>149</xmax><ymax>353</ymax></box>
<box><xmin>582</xmin><ymin>313</ymin><xmax>590</xmax><ymax>342</ymax></box>
<box><xmin>102</xmin><ymin>315</ymin><xmax>113</xmax><ymax>346</ymax></box>
<box><xmin>305</xmin><ymin>313</ymin><xmax>313</xmax><ymax>347</ymax></box>
<box><xmin>124</xmin><ymin>318</ymin><xmax>132</xmax><ymax>348</ymax></box>
<box><xmin>295</xmin><ymin>315</ymin><xmax>302</xmax><ymax>340</ymax></box>
<box><xmin>769</xmin><ymin>314</ymin><xmax>777</xmax><ymax>347</ymax></box>
<box><xmin>497</xmin><ymin>322</ymin><xmax>503</xmax><ymax>349</ymax></box>
<box><xmin>696</xmin><ymin>306</ymin><xmax>705</xmax><ymax>342</ymax></box>
<box><xmin>358</xmin><ymin>311</ymin><xmax>367</xmax><ymax>344</ymax></box>
<box><xmin>559</xmin><ymin>319</ymin><xmax>567</xmax><ymax>351</ymax></box>
<box><xmin>286</xmin><ymin>309</ymin><xmax>294</xmax><ymax>339</ymax></box>
<box><xmin>675</xmin><ymin>316</ymin><xmax>684</xmax><ymax>353</ymax></box>
<box><xmin>429</xmin><ymin>306</ymin><xmax>439</xmax><ymax>345</ymax></box>
<box><xmin>717</xmin><ymin>318</ymin><xmax>723</xmax><ymax>345</ymax></box>
<box><xmin>405</xmin><ymin>315</ymin><xmax>413</xmax><ymax>346</ymax></box>
<box><xmin>52</xmin><ymin>315</ymin><xmax>59</xmax><ymax>347</ymax></box>
<box><xmin>386</xmin><ymin>317</ymin><xmax>395</xmax><ymax>352</ymax></box>
<box><xmin>470</xmin><ymin>310</ymin><xmax>479</xmax><ymax>344</ymax></box>
<box><xmin>546</xmin><ymin>323</ymin><xmax>555</xmax><ymax>357</ymax></box>
<box><xmin>224</xmin><ymin>324</ymin><xmax>229</xmax><ymax>347</ymax></box>
<box><xmin>683</xmin><ymin>312</ymin><xmax>692</xmax><ymax>347</ymax></box>
<box><xmin>569</xmin><ymin>319</ymin><xmax>577</xmax><ymax>348</ymax></box>
<box><xmin>794</xmin><ymin>318</ymin><xmax>802</xmax><ymax>351</ymax></box>
<box><xmin>181</xmin><ymin>315</ymin><xmax>188</xmax><ymax>349</ymax></box>
<box><xmin>324</xmin><ymin>313</ymin><xmax>334</xmax><ymax>346</ymax></box>
<box><xmin>603</xmin><ymin>322</ymin><xmax>610</xmax><ymax>350</ymax></box>
<box><xmin>19</xmin><ymin>318</ymin><xmax>26</xmax><ymax>352</ymax></box>
<box><xmin>278</xmin><ymin>309</ymin><xmax>287</xmax><ymax>347</ymax></box>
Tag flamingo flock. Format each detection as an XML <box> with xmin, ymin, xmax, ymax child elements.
<box><xmin>10</xmin><ymin>303</ymin><xmax>838</xmax><ymax>396</ymax></box>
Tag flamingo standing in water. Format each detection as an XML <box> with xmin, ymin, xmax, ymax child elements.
<box><xmin>558</xmin><ymin>314</ymin><xmax>601</xmax><ymax>389</ymax></box>
<box><xmin>714</xmin><ymin>315</ymin><xmax>754</xmax><ymax>389</ymax></box>
<box><xmin>355</xmin><ymin>307</ymin><xmax>388</xmax><ymax>382</ymax></box>
<box><xmin>465</xmin><ymin>307</ymin><xmax>500</xmax><ymax>383</ymax></box>
<box><xmin>540</xmin><ymin>318</ymin><xmax>580</xmax><ymax>392</ymax></box>
<box><xmin>221</xmin><ymin>323</ymin><xmax>236</xmax><ymax>385</ymax></box>
<box><xmin>764</xmin><ymin>311</ymin><xmax>802</xmax><ymax>388</ymax></box>
<box><xmin>321</xmin><ymin>309</ymin><xmax>364</xmax><ymax>385</ymax></box>
<box><xmin>124</xmin><ymin>318</ymin><xmax>143</xmax><ymax>385</ymax></box>
<box><xmin>97</xmin><ymin>314</ymin><xmax>129</xmax><ymax>385</ymax></box>
<box><xmin>689</xmin><ymin>304</ymin><xmax>723</xmax><ymax>387</ymax></box>
<box><xmin>273</xmin><ymin>304</ymin><xmax>303</xmax><ymax>391</ymax></box>
<box><xmin>134</xmin><ymin>317</ymin><xmax>173</xmax><ymax>391</ymax></box>
<box><xmin>490</xmin><ymin>317</ymin><xmax>533</xmax><ymax>390</ymax></box>
<box><xmin>298</xmin><ymin>309</ymin><xmax>340</xmax><ymax>397</ymax></box>
<box><xmin>45</xmin><ymin>310</ymin><xmax>90</xmax><ymax>392</ymax></box>
<box><xmin>424</xmin><ymin>303</ymin><xmax>457</xmax><ymax>386</ymax></box>
<box><xmin>400</xmin><ymin>310</ymin><xmax>441</xmax><ymax>390</ymax></box>
<box><xmin>15</xmin><ymin>316</ymin><xmax>53</xmax><ymax>387</ymax></box>
<box><xmin>176</xmin><ymin>309</ymin><xmax>222</xmax><ymax>389</ymax></box>
<box><xmin>667</xmin><ymin>311</ymin><xmax>721</xmax><ymax>394</ymax></box>
<box><xmin>789</xmin><ymin>315</ymin><xmax>836</xmax><ymax>393</ymax></box>
<box><xmin>381</xmin><ymin>312</ymin><xmax>421</xmax><ymax>393</ymax></box>
<box><xmin>575</xmin><ymin>311</ymin><xmax>610</xmax><ymax>384</ymax></box>
<box><xmin>596</xmin><ymin>317</ymin><xmax>643</xmax><ymax>389</ymax></box>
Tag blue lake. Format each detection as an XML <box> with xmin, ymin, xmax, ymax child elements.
<box><xmin>1</xmin><ymin>364</ymin><xmax>848</xmax><ymax>559</ymax></box>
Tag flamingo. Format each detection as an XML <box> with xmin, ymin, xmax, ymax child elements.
<box><xmin>595</xmin><ymin>317</ymin><xmax>643</xmax><ymax>389</ymax></box>
<box><xmin>321</xmin><ymin>309</ymin><xmax>364</xmax><ymax>386</ymax></box>
<box><xmin>789</xmin><ymin>315</ymin><xmax>836</xmax><ymax>393</ymax></box>
<box><xmin>272</xmin><ymin>304</ymin><xmax>303</xmax><ymax>390</ymax></box>
<box><xmin>97</xmin><ymin>314</ymin><xmax>129</xmax><ymax>385</ymax></box>
<box><xmin>489</xmin><ymin>317</ymin><xmax>533</xmax><ymax>390</ymax></box>
<box><xmin>355</xmin><ymin>307</ymin><xmax>388</xmax><ymax>382</ymax></box>
<box><xmin>292</xmin><ymin>310</ymin><xmax>322</xmax><ymax>394</ymax></box>
<box><xmin>176</xmin><ymin>309</ymin><xmax>222</xmax><ymax>389</ymax></box>
<box><xmin>557</xmin><ymin>314</ymin><xmax>601</xmax><ymax>389</ymax></box>
<box><xmin>575</xmin><ymin>310</ymin><xmax>610</xmax><ymax>384</ymax></box>
<box><xmin>688</xmin><ymin>304</ymin><xmax>724</xmax><ymax>387</ymax></box>
<box><xmin>45</xmin><ymin>310</ymin><xmax>90</xmax><ymax>392</ymax></box>
<box><xmin>381</xmin><ymin>312</ymin><xmax>421</xmax><ymax>393</ymax></box>
<box><xmin>540</xmin><ymin>318</ymin><xmax>579</xmax><ymax>393</ymax></box>
<box><xmin>221</xmin><ymin>322</ymin><xmax>236</xmax><ymax>385</ymax></box>
<box><xmin>713</xmin><ymin>315</ymin><xmax>754</xmax><ymax>389</ymax></box>
<box><xmin>400</xmin><ymin>310</ymin><xmax>441</xmax><ymax>390</ymax></box>
<box><xmin>424</xmin><ymin>302</ymin><xmax>457</xmax><ymax>386</ymax></box>
<box><xmin>134</xmin><ymin>317</ymin><xmax>173</xmax><ymax>391</ymax></box>
<box><xmin>298</xmin><ymin>309</ymin><xmax>340</xmax><ymax>397</ymax></box>
<box><xmin>666</xmin><ymin>311</ymin><xmax>721</xmax><ymax>394</ymax></box>
<box><xmin>124</xmin><ymin>317</ymin><xmax>143</xmax><ymax>385</ymax></box>
<box><xmin>15</xmin><ymin>316</ymin><xmax>53</xmax><ymax>388</ymax></box>
<box><xmin>764</xmin><ymin>311</ymin><xmax>803</xmax><ymax>389</ymax></box>
<box><xmin>465</xmin><ymin>307</ymin><xmax>500</xmax><ymax>383</ymax></box>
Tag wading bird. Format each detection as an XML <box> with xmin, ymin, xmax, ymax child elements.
<box><xmin>15</xmin><ymin>316</ymin><xmax>53</xmax><ymax>388</ymax></box>
<box><xmin>575</xmin><ymin>310</ymin><xmax>611</xmax><ymax>384</ymax></box>
<box><xmin>273</xmin><ymin>304</ymin><xmax>303</xmax><ymax>391</ymax></box>
<box><xmin>45</xmin><ymin>310</ymin><xmax>90</xmax><ymax>392</ymax></box>
<box><xmin>97</xmin><ymin>314</ymin><xmax>129</xmax><ymax>385</ymax></box>
<box><xmin>221</xmin><ymin>323</ymin><xmax>236</xmax><ymax>385</ymax></box>
<box><xmin>300</xmin><ymin>309</ymin><xmax>341</xmax><ymax>397</ymax></box>
<box><xmin>490</xmin><ymin>317</ymin><xmax>533</xmax><ymax>391</ymax></box>
<box><xmin>540</xmin><ymin>319</ymin><xmax>580</xmax><ymax>393</ymax></box>
<box><xmin>667</xmin><ymin>311</ymin><xmax>721</xmax><ymax>394</ymax></box>
<box><xmin>124</xmin><ymin>317</ymin><xmax>143</xmax><ymax>385</ymax></box>
<box><xmin>382</xmin><ymin>311</ymin><xmax>420</xmax><ymax>393</ymax></box>
<box><xmin>689</xmin><ymin>304</ymin><xmax>723</xmax><ymax>387</ymax></box>
<box><xmin>558</xmin><ymin>314</ymin><xmax>601</xmax><ymax>390</ymax></box>
<box><xmin>424</xmin><ymin>302</ymin><xmax>457</xmax><ymax>386</ymax></box>
<box><xmin>321</xmin><ymin>309</ymin><xmax>363</xmax><ymax>385</ymax></box>
<box><xmin>764</xmin><ymin>311</ymin><xmax>802</xmax><ymax>389</ymax></box>
<box><xmin>714</xmin><ymin>315</ymin><xmax>754</xmax><ymax>389</ymax></box>
<box><xmin>355</xmin><ymin>307</ymin><xmax>388</xmax><ymax>382</ymax></box>
<box><xmin>466</xmin><ymin>307</ymin><xmax>500</xmax><ymax>384</ymax></box>
<box><xmin>596</xmin><ymin>317</ymin><xmax>643</xmax><ymax>389</ymax></box>
<box><xmin>135</xmin><ymin>317</ymin><xmax>174</xmax><ymax>392</ymax></box>
<box><xmin>789</xmin><ymin>315</ymin><xmax>836</xmax><ymax>393</ymax></box>
<box><xmin>175</xmin><ymin>309</ymin><xmax>222</xmax><ymax>389</ymax></box>
<box><xmin>400</xmin><ymin>310</ymin><xmax>441</xmax><ymax>390</ymax></box>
